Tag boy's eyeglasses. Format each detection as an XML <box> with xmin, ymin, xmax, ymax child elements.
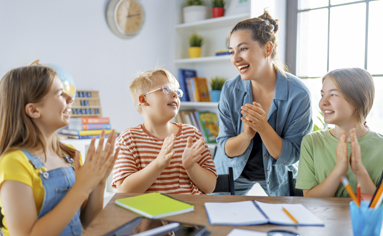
<box><xmin>143</xmin><ymin>85</ymin><xmax>183</xmax><ymax>98</ymax></box>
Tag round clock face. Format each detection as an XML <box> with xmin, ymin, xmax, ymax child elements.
<box><xmin>106</xmin><ymin>0</ymin><xmax>145</xmax><ymax>39</ymax></box>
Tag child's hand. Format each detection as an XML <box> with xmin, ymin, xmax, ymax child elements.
<box><xmin>335</xmin><ymin>130</ymin><xmax>349</xmax><ymax>176</ymax></box>
<box><xmin>349</xmin><ymin>128</ymin><xmax>366</xmax><ymax>176</ymax></box>
<box><xmin>73</xmin><ymin>131</ymin><xmax>117</xmax><ymax>195</ymax></box>
<box><xmin>99</xmin><ymin>130</ymin><xmax>120</xmax><ymax>185</ymax></box>
<box><xmin>155</xmin><ymin>134</ymin><xmax>175</xmax><ymax>169</ymax></box>
<box><xmin>182</xmin><ymin>137</ymin><xmax>204</xmax><ymax>171</ymax></box>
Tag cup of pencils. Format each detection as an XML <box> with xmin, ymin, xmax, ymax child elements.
<box><xmin>349</xmin><ymin>201</ymin><xmax>383</xmax><ymax>236</ymax></box>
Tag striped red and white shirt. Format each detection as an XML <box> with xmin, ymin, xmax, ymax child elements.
<box><xmin>112</xmin><ymin>123</ymin><xmax>217</xmax><ymax>195</ymax></box>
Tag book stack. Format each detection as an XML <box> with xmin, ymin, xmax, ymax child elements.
<box><xmin>178</xmin><ymin>69</ymin><xmax>211</xmax><ymax>102</ymax></box>
<box><xmin>215</xmin><ymin>49</ymin><xmax>230</xmax><ymax>56</ymax></box>
<box><xmin>60</xmin><ymin>117</ymin><xmax>113</xmax><ymax>139</ymax></box>
<box><xmin>176</xmin><ymin>111</ymin><xmax>219</xmax><ymax>143</ymax></box>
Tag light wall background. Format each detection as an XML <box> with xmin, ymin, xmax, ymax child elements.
<box><xmin>0</xmin><ymin>0</ymin><xmax>286</xmax><ymax>133</ymax></box>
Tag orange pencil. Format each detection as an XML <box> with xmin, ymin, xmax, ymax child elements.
<box><xmin>341</xmin><ymin>176</ymin><xmax>360</xmax><ymax>207</ymax></box>
<box><xmin>357</xmin><ymin>184</ymin><xmax>361</xmax><ymax>206</ymax></box>
<box><xmin>370</xmin><ymin>184</ymin><xmax>383</xmax><ymax>208</ymax></box>
<box><xmin>282</xmin><ymin>207</ymin><xmax>298</xmax><ymax>224</ymax></box>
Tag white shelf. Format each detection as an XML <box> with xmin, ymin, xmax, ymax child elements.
<box><xmin>181</xmin><ymin>102</ymin><xmax>218</xmax><ymax>108</ymax></box>
<box><xmin>175</xmin><ymin>13</ymin><xmax>249</xmax><ymax>31</ymax></box>
<box><xmin>175</xmin><ymin>55</ymin><xmax>230</xmax><ymax>64</ymax></box>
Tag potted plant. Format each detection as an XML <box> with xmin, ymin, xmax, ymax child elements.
<box><xmin>210</xmin><ymin>76</ymin><xmax>226</xmax><ymax>102</ymax></box>
<box><xmin>211</xmin><ymin>0</ymin><xmax>226</xmax><ymax>18</ymax></box>
<box><xmin>188</xmin><ymin>33</ymin><xmax>203</xmax><ymax>58</ymax></box>
<box><xmin>183</xmin><ymin>0</ymin><xmax>207</xmax><ymax>23</ymax></box>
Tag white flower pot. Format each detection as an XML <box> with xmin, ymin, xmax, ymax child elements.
<box><xmin>183</xmin><ymin>5</ymin><xmax>207</xmax><ymax>23</ymax></box>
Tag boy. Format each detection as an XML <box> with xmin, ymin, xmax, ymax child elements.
<box><xmin>112</xmin><ymin>69</ymin><xmax>217</xmax><ymax>194</ymax></box>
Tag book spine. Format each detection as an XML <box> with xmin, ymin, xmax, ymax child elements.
<box><xmin>82</xmin><ymin>124</ymin><xmax>111</xmax><ymax>131</ymax></box>
<box><xmin>78</xmin><ymin>129</ymin><xmax>113</xmax><ymax>136</ymax></box>
<box><xmin>81</xmin><ymin>117</ymin><xmax>110</xmax><ymax>124</ymax></box>
<box><xmin>70</xmin><ymin>134</ymin><xmax>110</xmax><ymax>139</ymax></box>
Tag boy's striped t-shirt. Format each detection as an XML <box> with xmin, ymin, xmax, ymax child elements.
<box><xmin>112</xmin><ymin>123</ymin><xmax>217</xmax><ymax>195</ymax></box>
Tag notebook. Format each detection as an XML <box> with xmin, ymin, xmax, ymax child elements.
<box><xmin>115</xmin><ymin>193</ymin><xmax>194</xmax><ymax>219</ymax></box>
<box><xmin>204</xmin><ymin>200</ymin><xmax>324</xmax><ymax>226</ymax></box>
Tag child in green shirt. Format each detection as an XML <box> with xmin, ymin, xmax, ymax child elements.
<box><xmin>296</xmin><ymin>68</ymin><xmax>383</xmax><ymax>197</ymax></box>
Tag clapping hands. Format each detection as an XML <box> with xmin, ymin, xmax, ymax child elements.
<box><xmin>182</xmin><ymin>137</ymin><xmax>204</xmax><ymax>171</ymax></box>
<box><xmin>240</xmin><ymin>102</ymin><xmax>268</xmax><ymax>139</ymax></box>
<box><xmin>74</xmin><ymin>130</ymin><xmax>120</xmax><ymax>195</ymax></box>
<box><xmin>335</xmin><ymin>128</ymin><xmax>366</xmax><ymax>176</ymax></box>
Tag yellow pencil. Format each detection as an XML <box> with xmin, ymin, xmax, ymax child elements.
<box><xmin>341</xmin><ymin>176</ymin><xmax>360</xmax><ymax>207</ymax></box>
<box><xmin>282</xmin><ymin>207</ymin><xmax>298</xmax><ymax>224</ymax></box>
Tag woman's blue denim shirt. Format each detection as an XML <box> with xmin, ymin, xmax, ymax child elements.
<box><xmin>214</xmin><ymin>71</ymin><xmax>313</xmax><ymax>196</ymax></box>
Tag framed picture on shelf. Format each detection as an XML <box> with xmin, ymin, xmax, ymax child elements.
<box><xmin>225</xmin><ymin>0</ymin><xmax>250</xmax><ymax>16</ymax></box>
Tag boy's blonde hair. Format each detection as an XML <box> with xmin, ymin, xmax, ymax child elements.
<box><xmin>322</xmin><ymin>68</ymin><xmax>375</xmax><ymax>124</ymax></box>
<box><xmin>129</xmin><ymin>68</ymin><xmax>180</xmax><ymax>114</ymax></box>
<box><xmin>0</xmin><ymin>66</ymin><xmax>76</xmax><ymax>158</ymax></box>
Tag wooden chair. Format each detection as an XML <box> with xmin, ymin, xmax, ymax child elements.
<box><xmin>288</xmin><ymin>171</ymin><xmax>303</xmax><ymax>196</ymax></box>
<box><xmin>213</xmin><ymin>167</ymin><xmax>235</xmax><ymax>195</ymax></box>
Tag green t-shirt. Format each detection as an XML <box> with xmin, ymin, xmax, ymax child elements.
<box><xmin>296</xmin><ymin>130</ymin><xmax>383</xmax><ymax>197</ymax></box>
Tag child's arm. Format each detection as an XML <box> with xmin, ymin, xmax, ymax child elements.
<box><xmin>304</xmin><ymin>130</ymin><xmax>349</xmax><ymax>197</ymax></box>
<box><xmin>116</xmin><ymin>134</ymin><xmax>175</xmax><ymax>193</ymax></box>
<box><xmin>182</xmin><ymin>137</ymin><xmax>216</xmax><ymax>194</ymax></box>
<box><xmin>80</xmin><ymin>132</ymin><xmax>120</xmax><ymax>228</ymax></box>
<box><xmin>1</xmin><ymin>136</ymin><xmax>117</xmax><ymax>236</ymax></box>
<box><xmin>349</xmin><ymin>128</ymin><xmax>376</xmax><ymax>194</ymax></box>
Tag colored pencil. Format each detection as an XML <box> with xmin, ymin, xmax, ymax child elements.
<box><xmin>368</xmin><ymin>170</ymin><xmax>383</xmax><ymax>208</ymax></box>
<box><xmin>370</xmin><ymin>184</ymin><xmax>383</xmax><ymax>208</ymax></box>
<box><xmin>341</xmin><ymin>176</ymin><xmax>360</xmax><ymax>207</ymax></box>
<box><xmin>357</xmin><ymin>184</ymin><xmax>361</xmax><ymax>206</ymax></box>
<box><xmin>282</xmin><ymin>207</ymin><xmax>298</xmax><ymax>224</ymax></box>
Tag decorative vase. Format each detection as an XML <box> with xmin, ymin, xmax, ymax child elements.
<box><xmin>183</xmin><ymin>5</ymin><xmax>207</xmax><ymax>23</ymax></box>
<box><xmin>210</xmin><ymin>90</ymin><xmax>221</xmax><ymax>102</ymax></box>
<box><xmin>188</xmin><ymin>47</ymin><xmax>202</xmax><ymax>58</ymax></box>
<box><xmin>212</xmin><ymin>7</ymin><xmax>225</xmax><ymax>18</ymax></box>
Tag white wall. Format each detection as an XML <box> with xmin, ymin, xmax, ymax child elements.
<box><xmin>251</xmin><ymin>0</ymin><xmax>287</xmax><ymax>64</ymax></box>
<box><xmin>0</xmin><ymin>0</ymin><xmax>175</xmax><ymax>132</ymax></box>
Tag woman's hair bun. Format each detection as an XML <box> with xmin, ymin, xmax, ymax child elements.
<box><xmin>259</xmin><ymin>10</ymin><xmax>279</xmax><ymax>33</ymax></box>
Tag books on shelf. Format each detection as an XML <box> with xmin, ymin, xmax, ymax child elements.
<box><xmin>178</xmin><ymin>68</ymin><xmax>197</xmax><ymax>102</ymax></box>
<box><xmin>61</xmin><ymin>129</ymin><xmax>113</xmax><ymax>136</ymax></box>
<box><xmin>70</xmin><ymin>117</ymin><xmax>110</xmax><ymax>125</ymax></box>
<box><xmin>179</xmin><ymin>111</ymin><xmax>219</xmax><ymax>143</ymax></box>
<box><xmin>68</xmin><ymin>123</ymin><xmax>111</xmax><ymax>131</ymax></box>
<box><xmin>197</xmin><ymin>112</ymin><xmax>219</xmax><ymax>143</ymax></box>
<box><xmin>204</xmin><ymin>200</ymin><xmax>324</xmax><ymax>226</ymax></box>
<box><xmin>59</xmin><ymin>117</ymin><xmax>114</xmax><ymax>139</ymax></box>
<box><xmin>115</xmin><ymin>192</ymin><xmax>194</xmax><ymax>219</ymax></box>
<box><xmin>177</xmin><ymin>69</ymin><xmax>211</xmax><ymax>102</ymax></box>
<box><xmin>193</xmin><ymin>77</ymin><xmax>211</xmax><ymax>102</ymax></box>
<box><xmin>215</xmin><ymin>49</ymin><xmax>230</xmax><ymax>56</ymax></box>
<box><xmin>65</xmin><ymin>134</ymin><xmax>111</xmax><ymax>139</ymax></box>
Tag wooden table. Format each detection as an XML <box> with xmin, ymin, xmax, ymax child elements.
<box><xmin>83</xmin><ymin>194</ymin><xmax>352</xmax><ymax>236</ymax></box>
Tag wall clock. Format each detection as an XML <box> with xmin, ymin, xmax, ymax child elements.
<box><xmin>106</xmin><ymin>0</ymin><xmax>145</xmax><ymax>39</ymax></box>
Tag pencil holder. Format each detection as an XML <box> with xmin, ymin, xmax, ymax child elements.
<box><xmin>350</xmin><ymin>201</ymin><xmax>383</xmax><ymax>236</ymax></box>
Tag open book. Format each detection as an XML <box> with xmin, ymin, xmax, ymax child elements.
<box><xmin>115</xmin><ymin>193</ymin><xmax>194</xmax><ymax>219</ymax></box>
<box><xmin>205</xmin><ymin>200</ymin><xmax>324</xmax><ymax>226</ymax></box>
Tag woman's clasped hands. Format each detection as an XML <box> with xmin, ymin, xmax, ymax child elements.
<box><xmin>240</xmin><ymin>102</ymin><xmax>269</xmax><ymax>139</ymax></box>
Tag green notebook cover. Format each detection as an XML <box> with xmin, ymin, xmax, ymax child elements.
<box><xmin>115</xmin><ymin>193</ymin><xmax>194</xmax><ymax>219</ymax></box>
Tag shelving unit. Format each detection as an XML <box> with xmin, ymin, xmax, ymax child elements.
<box><xmin>174</xmin><ymin>3</ymin><xmax>250</xmax><ymax>154</ymax></box>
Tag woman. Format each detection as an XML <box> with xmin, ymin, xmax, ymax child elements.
<box><xmin>214</xmin><ymin>11</ymin><xmax>313</xmax><ymax>196</ymax></box>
